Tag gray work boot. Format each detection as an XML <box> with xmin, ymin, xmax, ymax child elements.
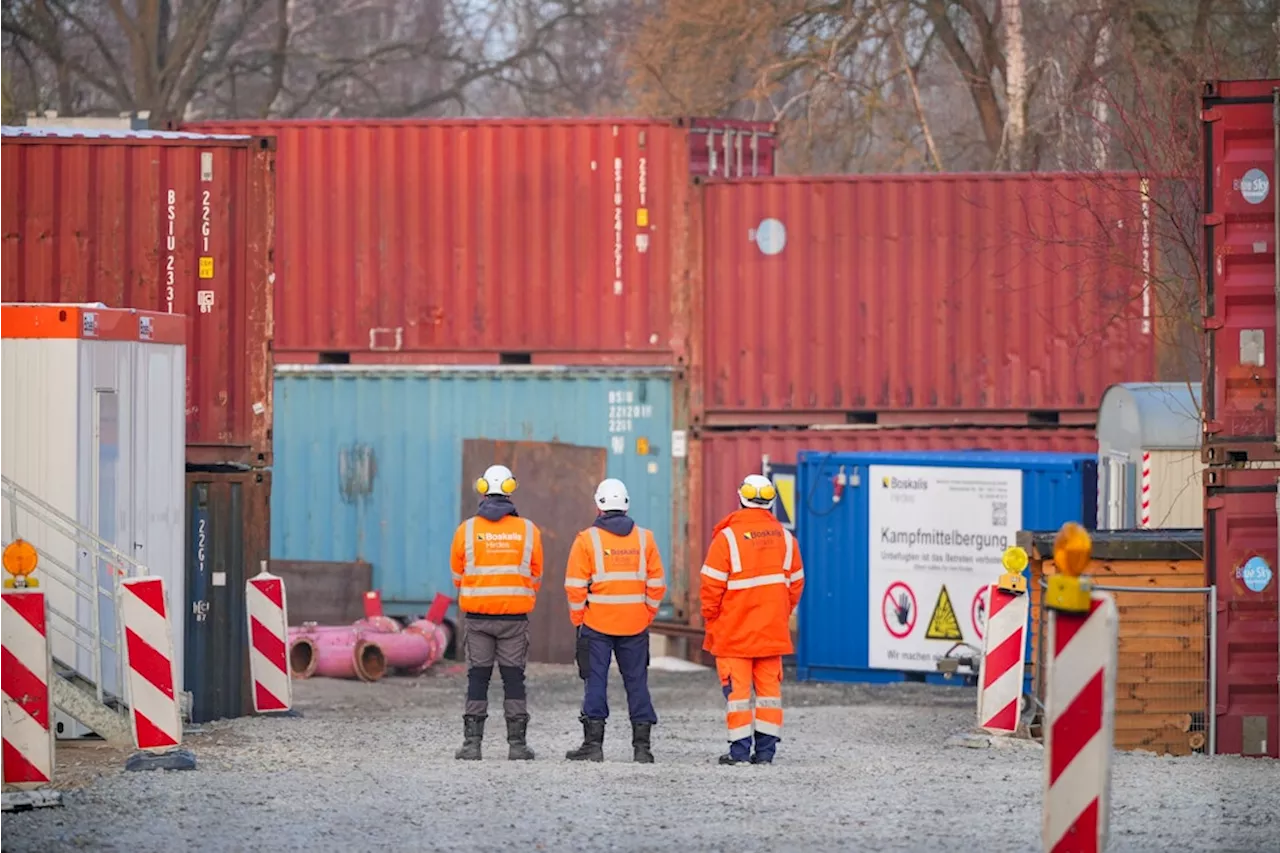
<box><xmin>455</xmin><ymin>714</ymin><xmax>485</xmax><ymax>760</ymax></box>
<box><xmin>631</xmin><ymin>722</ymin><xmax>654</xmax><ymax>764</ymax></box>
<box><xmin>506</xmin><ymin>715</ymin><xmax>535</xmax><ymax>761</ymax></box>
<box><xmin>565</xmin><ymin>715</ymin><xmax>605</xmax><ymax>762</ymax></box>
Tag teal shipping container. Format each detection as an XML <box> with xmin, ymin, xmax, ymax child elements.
<box><xmin>271</xmin><ymin>366</ymin><xmax>676</xmax><ymax>620</ymax></box>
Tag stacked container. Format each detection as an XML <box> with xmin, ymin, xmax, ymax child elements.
<box><xmin>1</xmin><ymin>126</ymin><xmax>276</xmax><ymax>722</ymax></box>
<box><xmin>175</xmin><ymin>117</ymin><xmax>780</xmax><ymax>662</ymax></box>
<box><xmin>683</xmin><ymin>170</ymin><xmax>1160</xmax><ymax>629</ymax></box>
<box><xmin>1199</xmin><ymin>79</ymin><xmax>1280</xmax><ymax>758</ymax></box>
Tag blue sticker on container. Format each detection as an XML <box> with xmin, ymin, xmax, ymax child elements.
<box><xmin>1237</xmin><ymin>556</ymin><xmax>1273</xmax><ymax>593</ymax></box>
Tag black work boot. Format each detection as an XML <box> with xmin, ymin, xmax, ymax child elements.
<box><xmin>565</xmin><ymin>715</ymin><xmax>605</xmax><ymax>762</ymax></box>
<box><xmin>631</xmin><ymin>722</ymin><xmax>654</xmax><ymax>763</ymax></box>
<box><xmin>454</xmin><ymin>714</ymin><xmax>485</xmax><ymax>761</ymax></box>
<box><xmin>506</xmin><ymin>715</ymin><xmax>535</xmax><ymax>761</ymax></box>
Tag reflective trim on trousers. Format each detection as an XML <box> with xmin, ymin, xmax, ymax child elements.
<box><xmin>727</xmin><ymin>724</ymin><xmax>754</xmax><ymax>741</ymax></box>
<box><xmin>754</xmin><ymin>719</ymin><xmax>783</xmax><ymax>736</ymax></box>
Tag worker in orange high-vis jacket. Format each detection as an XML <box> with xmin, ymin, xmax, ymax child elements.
<box><xmin>450</xmin><ymin>464</ymin><xmax>544</xmax><ymax>762</ymax></box>
<box><xmin>700</xmin><ymin>473</ymin><xmax>804</xmax><ymax>765</ymax></box>
<box><xmin>563</xmin><ymin>478</ymin><xmax>666</xmax><ymax>763</ymax></box>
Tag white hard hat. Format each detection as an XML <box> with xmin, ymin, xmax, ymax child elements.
<box><xmin>594</xmin><ymin>478</ymin><xmax>630</xmax><ymax>512</ymax></box>
<box><xmin>738</xmin><ymin>473</ymin><xmax>776</xmax><ymax>508</ymax></box>
<box><xmin>476</xmin><ymin>464</ymin><xmax>517</xmax><ymax>496</ymax></box>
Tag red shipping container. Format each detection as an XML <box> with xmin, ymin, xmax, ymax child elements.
<box><xmin>697</xmin><ymin>173</ymin><xmax>1157</xmax><ymax>426</ymax></box>
<box><xmin>1202</xmin><ymin>79</ymin><xmax>1280</xmax><ymax>464</ymax></box>
<box><xmin>670</xmin><ymin>426</ymin><xmax>1098</xmax><ymax>622</ymax></box>
<box><xmin>1203</xmin><ymin>465</ymin><xmax>1279</xmax><ymax>758</ymax></box>
<box><xmin>176</xmin><ymin>118</ymin><xmax>777</xmax><ymax>361</ymax></box>
<box><xmin>1</xmin><ymin>127</ymin><xmax>275</xmax><ymax>468</ymax></box>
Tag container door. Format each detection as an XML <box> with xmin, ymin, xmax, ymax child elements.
<box><xmin>460</xmin><ymin>439</ymin><xmax>606</xmax><ymax>665</ymax></box>
<box><xmin>1098</xmin><ymin>452</ymin><xmax>1132</xmax><ymax>530</ymax></box>
<box><xmin>93</xmin><ymin>387</ymin><xmax>123</xmax><ymax>698</ymax></box>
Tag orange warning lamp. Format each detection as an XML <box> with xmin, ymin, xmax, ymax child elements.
<box><xmin>3</xmin><ymin>539</ymin><xmax>40</xmax><ymax>588</ymax></box>
<box><xmin>1045</xmin><ymin>522</ymin><xmax>1092</xmax><ymax>613</ymax></box>
<box><xmin>997</xmin><ymin>545</ymin><xmax>1029</xmax><ymax>595</ymax></box>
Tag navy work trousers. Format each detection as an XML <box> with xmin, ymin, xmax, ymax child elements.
<box><xmin>580</xmin><ymin>625</ymin><xmax>657</xmax><ymax>724</ymax></box>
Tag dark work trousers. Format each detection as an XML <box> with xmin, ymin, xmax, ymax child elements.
<box><xmin>463</xmin><ymin>616</ymin><xmax>531</xmax><ymax>720</ymax></box>
<box><xmin>580</xmin><ymin>625</ymin><xmax>657</xmax><ymax>724</ymax></box>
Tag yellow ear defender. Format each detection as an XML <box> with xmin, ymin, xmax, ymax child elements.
<box><xmin>476</xmin><ymin>475</ymin><xmax>518</xmax><ymax>495</ymax></box>
<box><xmin>739</xmin><ymin>481</ymin><xmax>776</xmax><ymax>502</ymax></box>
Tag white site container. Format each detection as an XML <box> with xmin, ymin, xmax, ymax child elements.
<box><xmin>1096</xmin><ymin>382</ymin><xmax>1204</xmax><ymax>530</ymax></box>
<box><xmin>1</xmin><ymin>304</ymin><xmax>186</xmax><ymax>720</ymax></box>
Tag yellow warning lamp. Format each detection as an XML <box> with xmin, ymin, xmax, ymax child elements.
<box><xmin>1044</xmin><ymin>522</ymin><xmax>1092</xmax><ymax>613</ymax></box>
<box><xmin>3</xmin><ymin>539</ymin><xmax>40</xmax><ymax>589</ymax></box>
<box><xmin>997</xmin><ymin>545</ymin><xmax>1029</xmax><ymax>595</ymax></box>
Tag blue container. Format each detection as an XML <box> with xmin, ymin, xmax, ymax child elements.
<box><xmin>794</xmin><ymin>450</ymin><xmax>1097</xmax><ymax>685</ymax></box>
<box><xmin>271</xmin><ymin>366</ymin><xmax>675</xmax><ymax>618</ymax></box>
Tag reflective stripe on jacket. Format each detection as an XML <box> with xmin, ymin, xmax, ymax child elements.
<box><xmin>565</xmin><ymin>524</ymin><xmax>666</xmax><ymax>636</ymax></box>
<box><xmin>699</xmin><ymin>507</ymin><xmax>804</xmax><ymax>657</ymax></box>
<box><xmin>450</xmin><ymin>515</ymin><xmax>543</xmax><ymax>615</ymax></box>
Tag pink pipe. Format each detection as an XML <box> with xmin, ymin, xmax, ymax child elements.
<box><xmin>289</xmin><ymin>638</ymin><xmax>319</xmax><ymax>679</ymax></box>
<box><xmin>288</xmin><ymin>618</ymin><xmax>453</xmax><ymax>675</ymax></box>
<box><xmin>313</xmin><ymin>638</ymin><xmax>387</xmax><ymax>681</ymax></box>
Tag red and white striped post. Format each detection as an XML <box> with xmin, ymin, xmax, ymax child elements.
<box><xmin>977</xmin><ymin>585</ymin><xmax>1029</xmax><ymax>734</ymax></box>
<box><xmin>120</xmin><ymin>576</ymin><xmax>196</xmax><ymax>771</ymax></box>
<box><xmin>1139</xmin><ymin>451</ymin><xmax>1152</xmax><ymax>529</ymax></box>
<box><xmin>1042</xmin><ymin>523</ymin><xmax>1118</xmax><ymax>853</ymax></box>
<box><xmin>2</xmin><ymin>588</ymin><xmax>57</xmax><ymax>802</ymax></box>
<box><xmin>247</xmin><ymin>565</ymin><xmax>295</xmax><ymax>715</ymax></box>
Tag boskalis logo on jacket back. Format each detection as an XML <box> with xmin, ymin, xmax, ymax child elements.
<box><xmin>477</xmin><ymin>530</ymin><xmax>523</xmax><ymax>555</ymax></box>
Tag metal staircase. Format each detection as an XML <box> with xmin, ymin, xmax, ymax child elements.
<box><xmin>2</xmin><ymin>475</ymin><xmax>139</xmax><ymax>747</ymax></box>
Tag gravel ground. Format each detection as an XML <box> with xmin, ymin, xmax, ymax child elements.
<box><xmin>4</xmin><ymin>663</ymin><xmax>1277</xmax><ymax>853</ymax></box>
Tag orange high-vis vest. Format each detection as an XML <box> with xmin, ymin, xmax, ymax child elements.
<box><xmin>699</xmin><ymin>507</ymin><xmax>804</xmax><ymax>658</ymax></box>
<box><xmin>565</xmin><ymin>524</ymin><xmax>666</xmax><ymax>636</ymax></box>
<box><xmin>450</xmin><ymin>514</ymin><xmax>543</xmax><ymax>616</ymax></box>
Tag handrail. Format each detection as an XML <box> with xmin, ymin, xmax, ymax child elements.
<box><xmin>1</xmin><ymin>474</ymin><xmax>143</xmax><ymax>717</ymax></box>
<box><xmin>2</xmin><ymin>475</ymin><xmax>148</xmax><ymax>576</ymax></box>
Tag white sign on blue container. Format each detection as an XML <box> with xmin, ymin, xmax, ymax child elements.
<box><xmin>866</xmin><ymin>464</ymin><xmax>1023</xmax><ymax>672</ymax></box>
<box><xmin>1237</xmin><ymin>556</ymin><xmax>1273</xmax><ymax>593</ymax></box>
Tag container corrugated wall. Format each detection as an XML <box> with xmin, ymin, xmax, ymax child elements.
<box><xmin>271</xmin><ymin>367</ymin><xmax>674</xmax><ymax>616</ymax></box>
<box><xmin>698</xmin><ymin>173</ymin><xmax>1157</xmax><ymax>424</ymax></box>
<box><xmin>0</xmin><ymin>127</ymin><xmax>276</xmax><ymax>468</ymax></box>
<box><xmin>178</xmin><ymin>118</ymin><xmax>770</xmax><ymax>362</ymax></box>
<box><xmin>675</xmin><ymin>427</ymin><xmax>1098</xmax><ymax>622</ymax></box>
<box><xmin>184</xmin><ymin>470</ymin><xmax>270</xmax><ymax>723</ymax></box>
<box><xmin>793</xmin><ymin>451</ymin><xmax>1097</xmax><ymax>684</ymax></box>
<box><xmin>1201</xmin><ymin>79</ymin><xmax>1280</xmax><ymax>462</ymax></box>
<box><xmin>1203</xmin><ymin>465</ymin><xmax>1279</xmax><ymax>758</ymax></box>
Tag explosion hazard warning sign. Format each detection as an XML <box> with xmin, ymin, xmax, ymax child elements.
<box><xmin>925</xmin><ymin>584</ymin><xmax>964</xmax><ymax>641</ymax></box>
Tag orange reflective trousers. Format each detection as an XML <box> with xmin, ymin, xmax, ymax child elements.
<box><xmin>715</xmin><ymin>655</ymin><xmax>783</xmax><ymax>742</ymax></box>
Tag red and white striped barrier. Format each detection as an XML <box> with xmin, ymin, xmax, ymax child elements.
<box><xmin>976</xmin><ymin>584</ymin><xmax>1028</xmax><ymax>734</ymax></box>
<box><xmin>1</xmin><ymin>589</ymin><xmax>54</xmax><ymax>789</ymax></box>
<box><xmin>1043</xmin><ymin>592</ymin><xmax>1118</xmax><ymax>853</ymax></box>
<box><xmin>247</xmin><ymin>569</ymin><xmax>293</xmax><ymax>713</ymax></box>
<box><xmin>1140</xmin><ymin>451</ymin><xmax>1151</xmax><ymax>528</ymax></box>
<box><xmin>120</xmin><ymin>577</ymin><xmax>184</xmax><ymax>753</ymax></box>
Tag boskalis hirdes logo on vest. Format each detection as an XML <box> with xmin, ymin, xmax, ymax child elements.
<box><xmin>477</xmin><ymin>530</ymin><xmax>523</xmax><ymax>554</ymax></box>
<box><xmin>742</xmin><ymin>528</ymin><xmax>783</xmax><ymax>541</ymax></box>
<box><xmin>603</xmin><ymin>546</ymin><xmax>640</xmax><ymax>557</ymax></box>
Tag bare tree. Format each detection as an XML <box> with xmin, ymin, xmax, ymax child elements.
<box><xmin>2</xmin><ymin>0</ymin><xmax>630</xmax><ymax>121</ymax></box>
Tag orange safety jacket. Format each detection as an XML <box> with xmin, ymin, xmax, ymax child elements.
<box><xmin>565</xmin><ymin>524</ymin><xmax>666</xmax><ymax>637</ymax></box>
<box><xmin>450</xmin><ymin>514</ymin><xmax>543</xmax><ymax>616</ymax></box>
<box><xmin>699</xmin><ymin>507</ymin><xmax>804</xmax><ymax>658</ymax></box>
